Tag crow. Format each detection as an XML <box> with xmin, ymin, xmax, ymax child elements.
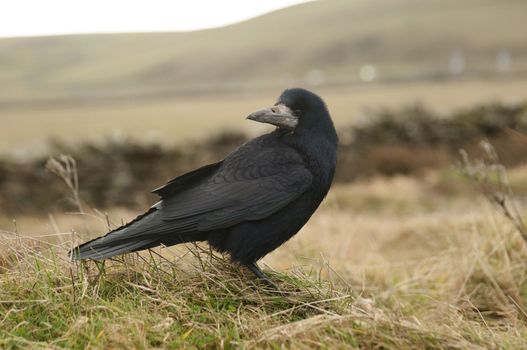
<box><xmin>71</xmin><ymin>88</ymin><xmax>338</xmax><ymax>286</ymax></box>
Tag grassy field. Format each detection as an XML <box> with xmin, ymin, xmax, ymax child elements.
<box><xmin>2</xmin><ymin>0</ymin><xmax>527</xmax><ymax>347</ymax></box>
<box><xmin>1</xmin><ymin>165</ymin><xmax>526</xmax><ymax>348</ymax></box>
<box><xmin>2</xmin><ymin>79</ymin><xmax>527</xmax><ymax>156</ymax></box>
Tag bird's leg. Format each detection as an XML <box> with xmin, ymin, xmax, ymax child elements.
<box><xmin>247</xmin><ymin>262</ymin><xmax>278</xmax><ymax>289</ymax></box>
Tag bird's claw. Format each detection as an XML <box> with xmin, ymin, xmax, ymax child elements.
<box><xmin>247</xmin><ymin>262</ymin><xmax>279</xmax><ymax>290</ymax></box>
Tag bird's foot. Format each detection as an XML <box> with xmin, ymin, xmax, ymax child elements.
<box><xmin>247</xmin><ymin>262</ymin><xmax>278</xmax><ymax>290</ymax></box>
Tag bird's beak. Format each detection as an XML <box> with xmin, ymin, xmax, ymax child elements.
<box><xmin>246</xmin><ymin>104</ymin><xmax>298</xmax><ymax>130</ymax></box>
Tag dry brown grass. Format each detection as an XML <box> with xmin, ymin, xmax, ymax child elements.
<box><xmin>1</xmin><ymin>165</ymin><xmax>526</xmax><ymax>348</ymax></box>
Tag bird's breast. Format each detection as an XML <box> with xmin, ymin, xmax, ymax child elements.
<box><xmin>294</xmin><ymin>138</ymin><xmax>337</xmax><ymax>193</ymax></box>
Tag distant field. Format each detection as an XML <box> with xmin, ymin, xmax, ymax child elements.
<box><xmin>2</xmin><ymin>79</ymin><xmax>527</xmax><ymax>156</ymax></box>
<box><xmin>2</xmin><ymin>0</ymin><xmax>527</xmax><ymax>156</ymax></box>
<box><xmin>0</xmin><ymin>0</ymin><xmax>526</xmax><ymax>101</ymax></box>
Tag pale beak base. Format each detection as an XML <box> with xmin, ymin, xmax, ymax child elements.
<box><xmin>246</xmin><ymin>104</ymin><xmax>298</xmax><ymax>130</ymax></box>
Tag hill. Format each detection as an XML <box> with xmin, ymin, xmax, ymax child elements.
<box><xmin>1</xmin><ymin>0</ymin><xmax>527</xmax><ymax>103</ymax></box>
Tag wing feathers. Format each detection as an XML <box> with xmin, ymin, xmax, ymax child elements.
<box><xmin>162</xmin><ymin>164</ymin><xmax>312</xmax><ymax>230</ymax></box>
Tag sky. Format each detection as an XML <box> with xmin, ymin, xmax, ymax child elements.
<box><xmin>0</xmin><ymin>0</ymin><xmax>308</xmax><ymax>38</ymax></box>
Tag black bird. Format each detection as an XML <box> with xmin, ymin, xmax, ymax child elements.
<box><xmin>71</xmin><ymin>88</ymin><xmax>338</xmax><ymax>285</ymax></box>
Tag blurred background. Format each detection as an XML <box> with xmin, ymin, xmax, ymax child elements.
<box><xmin>2</xmin><ymin>2</ymin><xmax>527</xmax><ymax>346</ymax></box>
<box><xmin>0</xmin><ymin>0</ymin><xmax>526</xmax><ymax>268</ymax></box>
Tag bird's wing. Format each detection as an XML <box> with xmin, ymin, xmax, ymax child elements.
<box><xmin>152</xmin><ymin>161</ymin><xmax>223</xmax><ymax>197</ymax></box>
<box><xmin>159</xmin><ymin>146</ymin><xmax>312</xmax><ymax>230</ymax></box>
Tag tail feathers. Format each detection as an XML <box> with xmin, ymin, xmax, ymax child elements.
<box><xmin>70</xmin><ymin>206</ymin><xmax>207</xmax><ymax>260</ymax></box>
<box><xmin>70</xmin><ymin>207</ymin><xmax>163</xmax><ymax>260</ymax></box>
<box><xmin>71</xmin><ymin>237</ymin><xmax>159</xmax><ymax>260</ymax></box>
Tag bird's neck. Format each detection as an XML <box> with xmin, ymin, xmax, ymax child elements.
<box><xmin>289</xmin><ymin>128</ymin><xmax>337</xmax><ymax>182</ymax></box>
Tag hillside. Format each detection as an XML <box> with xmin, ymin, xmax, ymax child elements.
<box><xmin>1</xmin><ymin>0</ymin><xmax>527</xmax><ymax>102</ymax></box>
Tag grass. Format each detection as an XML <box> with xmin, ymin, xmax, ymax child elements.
<box><xmin>1</xmin><ymin>230</ymin><xmax>526</xmax><ymax>349</ymax></box>
<box><xmin>0</xmin><ymin>246</ymin><xmax>356</xmax><ymax>349</ymax></box>
<box><xmin>1</xmin><ymin>166</ymin><xmax>527</xmax><ymax>348</ymax></box>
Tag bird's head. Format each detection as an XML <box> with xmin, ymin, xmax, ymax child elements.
<box><xmin>246</xmin><ymin>88</ymin><xmax>337</xmax><ymax>140</ymax></box>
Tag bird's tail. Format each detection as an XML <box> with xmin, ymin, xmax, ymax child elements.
<box><xmin>70</xmin><ymin>205</ymin><xmax>210</xmax><ymax>260</ymax></box>
<box><xmin>69</xmin><ymin>208</ymin><xmax>161</xmax><ymax>260</ymax></box>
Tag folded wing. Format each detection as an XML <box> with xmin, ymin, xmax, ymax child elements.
<box><xmin>159</xmin><ymin>146</ymin><xmax>312</xmax><ymax>231</ymax></box>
